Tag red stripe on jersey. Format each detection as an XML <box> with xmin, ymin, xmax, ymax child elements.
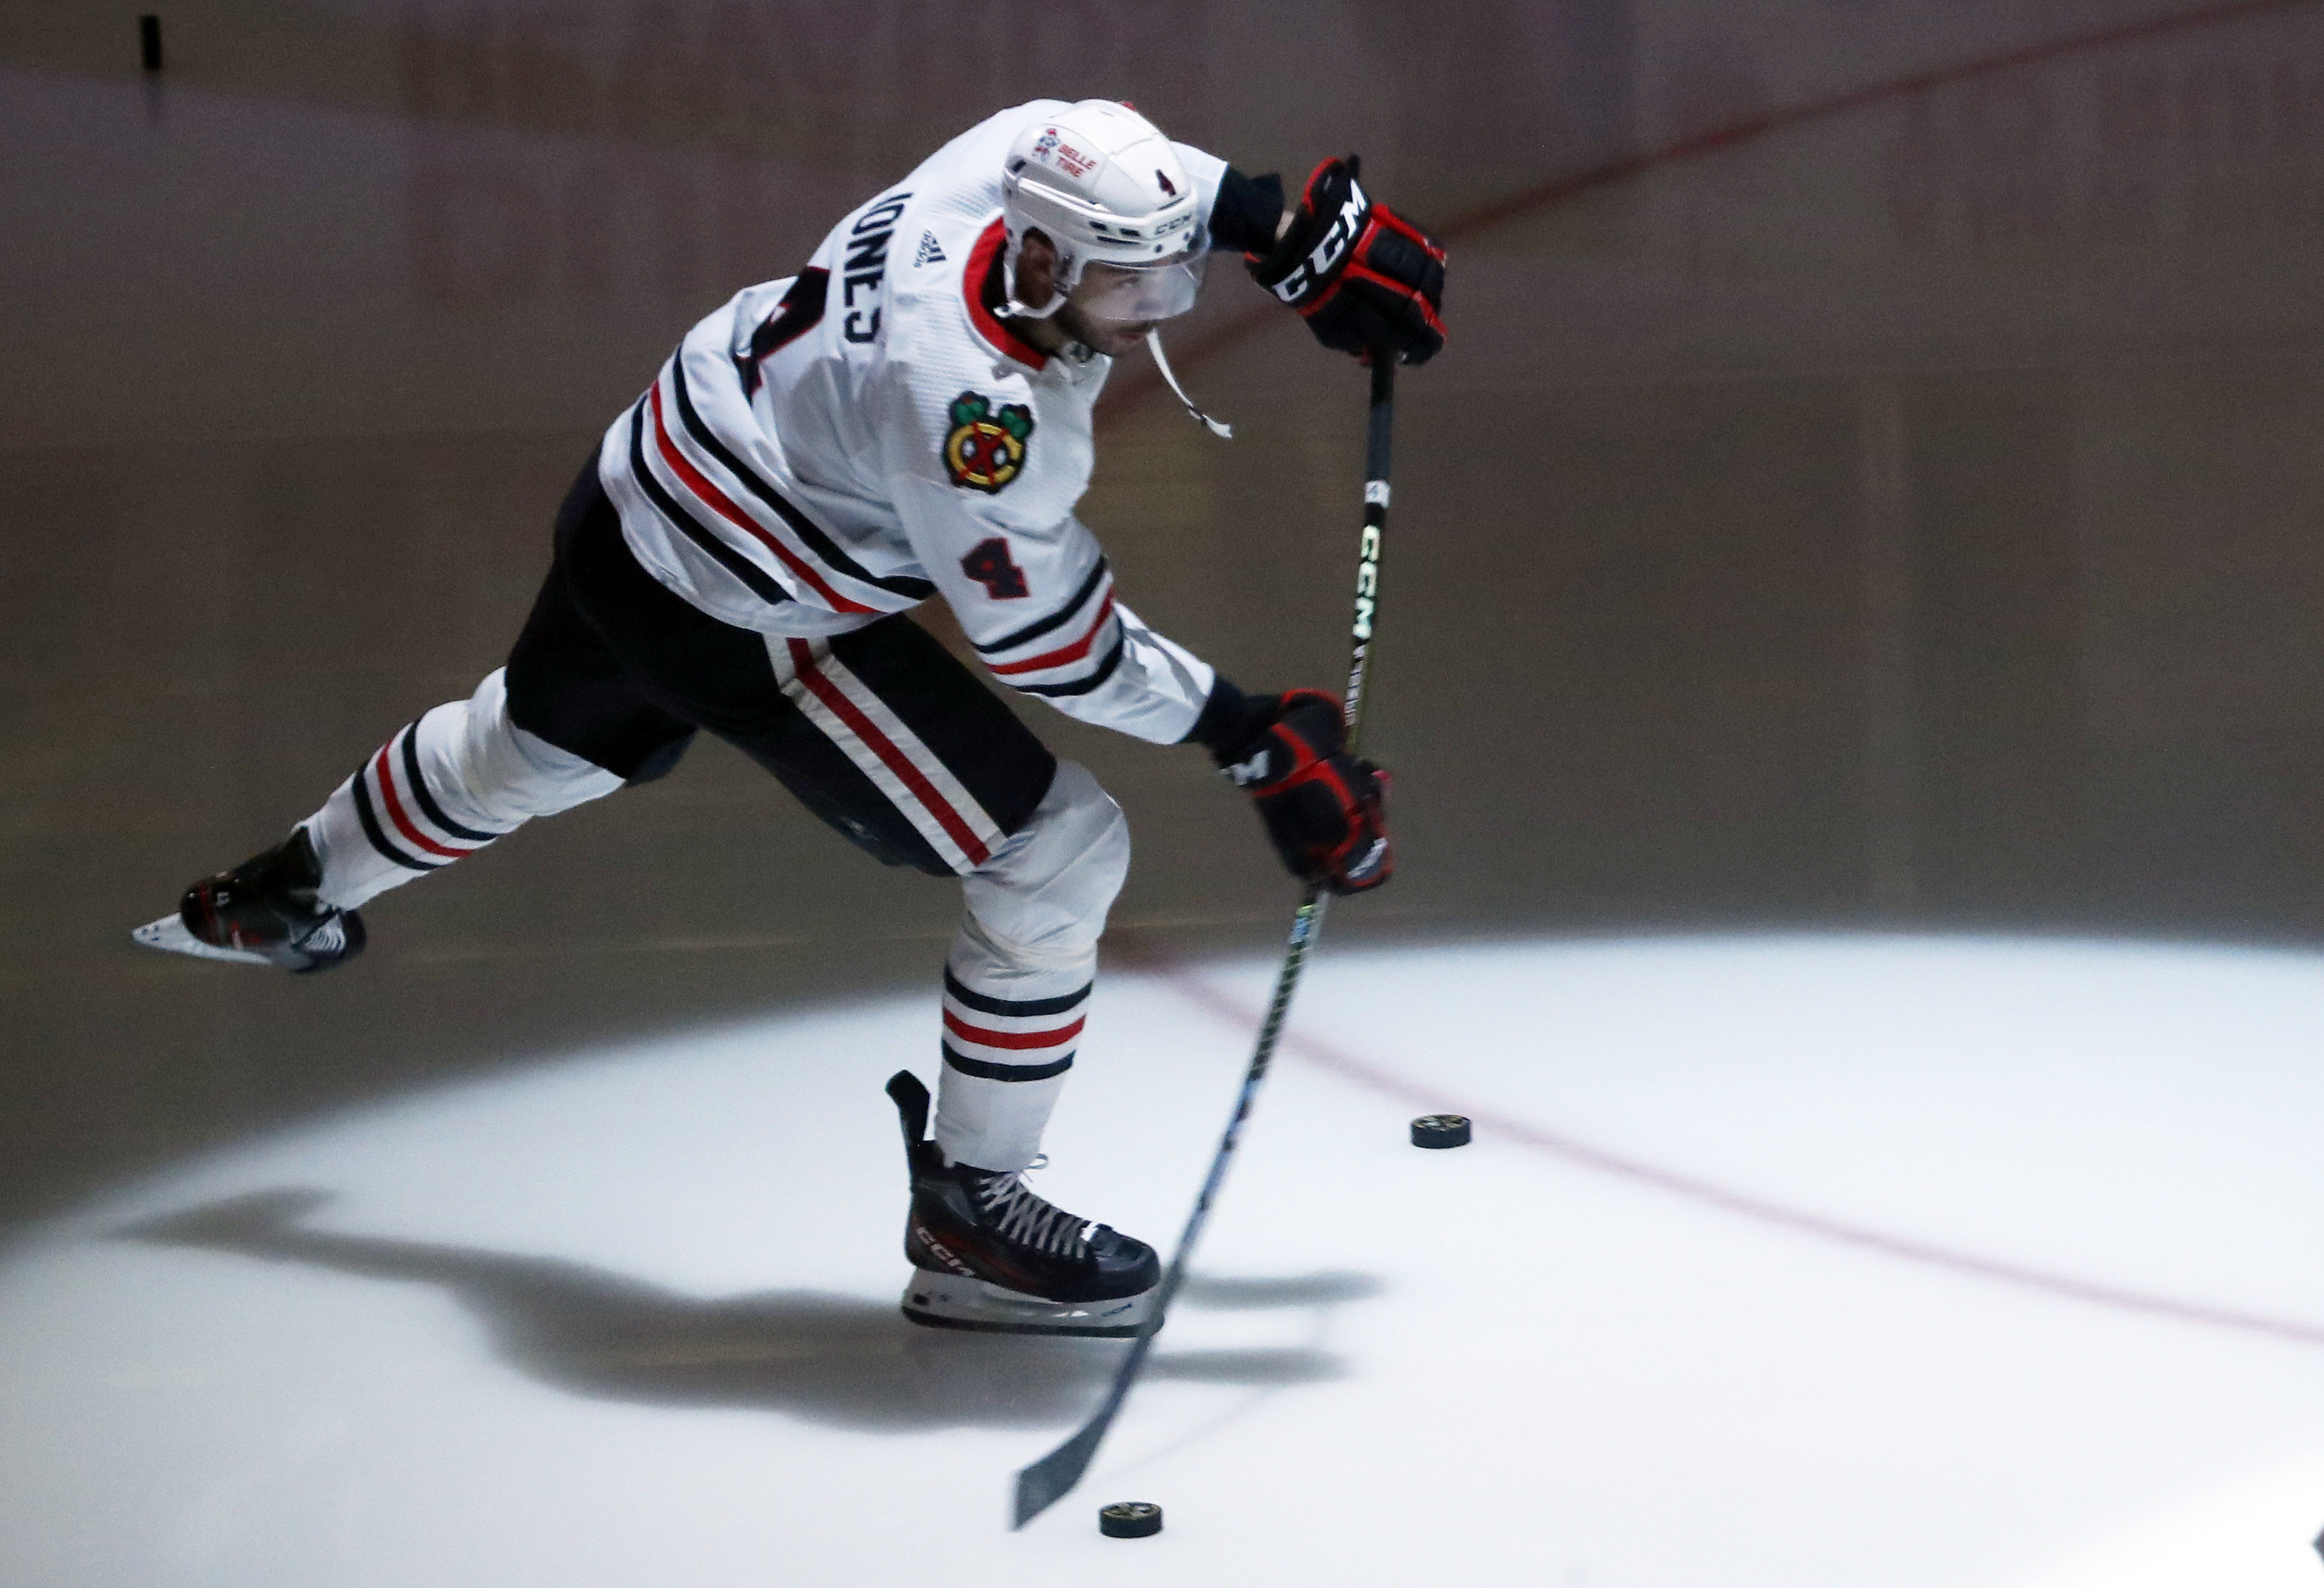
<box><xmin>986</xmin><ymin>591</ymin><xmax>1118</xmax><ymax>676</ymax></box>
<box><xmin>786</xmin><ymin>640</ymin><xmax>992</xmax><ymax>867</ymax></box>
<box><xmin>648</xmin><ymin>382</ymin><xmax>876</xmax><ymax>615</ymax></box>
<box><xmin>370</xmin><ymin>746</ymin><xmax>467</xmax><ymax>860</ymax></box>
<box><xmin>943</xmin><ymin>1010</ymin><xmax>1087</xmax><ymax>1049</ymax></box>
<box><xmin>963</xmin><ymin>219</ymin><xmax>1049</xmax><ymax>371</ymax></box>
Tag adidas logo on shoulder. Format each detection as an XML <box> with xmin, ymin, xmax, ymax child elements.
<box><xmin>913</xmin><ymin>231</ymin><xmax>946</xmax><ymax>267</ymax></box>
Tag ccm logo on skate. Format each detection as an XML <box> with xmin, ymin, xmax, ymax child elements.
<box><xmin>913</xmin><ymin>1229</ymin><xmax>978</xmax><ymax>1277</ymax></box>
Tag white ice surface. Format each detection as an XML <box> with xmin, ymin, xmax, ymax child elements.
<box><xmin>5</xmin><ymin>935</ymin><xmax>2324</xmax><ymax>1586</ymax></box>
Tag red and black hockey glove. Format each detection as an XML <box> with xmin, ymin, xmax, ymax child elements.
<box><xmin>1215</xmin><ymin>689</ymin><xmax>1392</xmax><ymax>896</ymax></box>
<box><xmin>1249</xmin><ymin>157</ymin><xmax>1446</xmax><ymax>367</ymax></box>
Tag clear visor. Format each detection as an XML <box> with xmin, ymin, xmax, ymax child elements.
<box><xmin>1068</xmin><ymin>244</ymin><xmax>1210</xmax><ymax>325</ymax></box>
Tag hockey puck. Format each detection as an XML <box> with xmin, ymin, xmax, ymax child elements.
<box><xmin>1098</xmin><ymin>1501</ymin><xmax>1162</xmax><ymax>1538</ymax></box>
<box><xmin>1410</xmin><ymin>1114</ymin><xmax>1471</xmax><ymax>1149</ymax></box>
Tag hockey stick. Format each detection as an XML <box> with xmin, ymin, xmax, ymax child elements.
<box><xmin>1011</xmin><ymin>356</ymin><xmax>1398</xmax><ymax>1529</ymax></box>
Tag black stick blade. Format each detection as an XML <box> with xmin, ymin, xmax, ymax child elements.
<box><xmin>1012</xmin><ymin>1416</ymin><xmax>1110</xmax><ymax>1528</ymax></box>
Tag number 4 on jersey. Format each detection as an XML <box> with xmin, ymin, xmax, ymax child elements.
<box><xmin>960</xmin><ymin>537</ymin><xmax>1029</xmax><ymax>599</ymax></box>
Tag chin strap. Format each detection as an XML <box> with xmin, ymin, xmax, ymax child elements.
<box><xmin>1146</xmin><ymin>331</ymin><xmax>1233</xmax><ymax>440</ymax></box>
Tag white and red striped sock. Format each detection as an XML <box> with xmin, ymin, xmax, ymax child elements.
<box><xmin>306</xmin><ymin>669</ymin><xmax>622</xmax><ymax>910</ymax></box>
<box><xmin>931</xmin><ymin>951</ymin><xmax>1091</xmax><ymax>1174</ymax></box>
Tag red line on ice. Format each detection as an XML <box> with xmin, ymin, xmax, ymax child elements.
<box><xmin>1153</xmin><ymin>963</ymin><xmax>2324</xmax><ymax>1351</ymax></box>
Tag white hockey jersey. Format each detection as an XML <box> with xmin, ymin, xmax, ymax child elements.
<box><xmin>597</xmin><ymin>101</ymin><xmax>1226</xmax><ymax>746</ymax></box>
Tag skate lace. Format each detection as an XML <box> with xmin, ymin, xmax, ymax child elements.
<box><xmin>972</xmin><ymin>1171</ymin><xmax>1091</xmax><ymax>1260</ymax></box>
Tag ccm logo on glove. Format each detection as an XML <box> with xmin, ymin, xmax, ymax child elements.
<box><xmin>1215</xmin><ymin>689</ymin><xmax>1392</xmax><ymax>896</ymax></box>
<box><xmin>1264</xmin><ymin>178</ymin><xmax>1372</xmax><ymax>306</ymax></box>
<box><xmin>1249</xmin><ymin>156</ymin><xmax>1447</xmax><ymax>367</ymax></box>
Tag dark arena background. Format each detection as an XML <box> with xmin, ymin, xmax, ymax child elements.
<box><xmin>9</xmin><ymin>3</ymin><xmax>2324</xmax><ymax>1583</ymax></box>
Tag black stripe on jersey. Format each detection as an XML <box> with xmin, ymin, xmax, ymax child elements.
<box><xmin>972</xmin><ymin>560</ymin><xmax>1109</xmax><ymax>656</ymax></box>
<box><xmin>737</xmin><ymin>268</ymin><xmax>829</xmax><ymax>397</ymax></box>
<box><xmin>942</xmin><ymin>969</ymin><xmax>1091</xmax><ymax>1018</ymax></box>
<box><xmin>941</xmin><ymin>1043</ymin><xmax>1076</xmax><ymax>1082</ymax></box>
<box><xmin>397</xmin><ymin>723</ymin><xmax>498</xmax><ymax>844</ymax></box>
<box><xmin>628</xmin><ymin>401</ymin><xmax>796</xmax><ymax>609</ymax></box>
<box><xmin>1009</xmin><ymin>631</ymin><xmax>1126</xmax><ymax>697</ymax></box>
<box><xmin>668</xmin><ymin>358</ymin><xmax>936</xmax><ymax>601</ymax></box>
<box><xmin>350</xmin><ymin>769</ymin><xmax>439</xmax><ymax>873</ymax></box>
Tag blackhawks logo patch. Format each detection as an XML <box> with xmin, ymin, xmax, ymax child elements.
<box><xmin>943</xmin><ymin>392</ymin><xmax>1034</xmax><ymax>493</ymax></box>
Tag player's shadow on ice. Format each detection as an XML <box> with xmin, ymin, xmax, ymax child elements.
<box><xmin>115</xmin><ymin>1189</ymin><xmax>1381</xmax><ymax>1432</ymax></box>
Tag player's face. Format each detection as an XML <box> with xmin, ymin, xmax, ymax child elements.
<box><xmin>1055</xmin><ymin>300</ymin><xmax>1157</xmax><ymax>358</ymax></box>
<box><xmin>1062</xmin><ymin>249</ymin><xmax>1208</xmax><ymax>356</ymax></box>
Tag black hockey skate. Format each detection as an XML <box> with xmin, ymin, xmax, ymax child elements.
<box><xmin>131</xmin><ymin>827</ymin><xmax>366</xmax><ymax>973</ymax></box>
<box><xmin>886</xmin><ymin>1070</ymin><xmax>1160</xmax><ymax>1338</ymax></box>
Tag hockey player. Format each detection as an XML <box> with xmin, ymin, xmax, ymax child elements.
<box><xmin>135</xmin><ymin>100</ymin><xmax>1446</xmax><ymax>1336</ymax></box>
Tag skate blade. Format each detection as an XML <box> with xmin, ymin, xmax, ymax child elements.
<box><xmin>901</xmin><ymin>1270</ymin><xmax>1159</xmax><ymax>1338</ymax></box>
<box><xmin>131</xmin><ymin>914</ymin><xmax>273</xmax><ymax>966</ymax></box>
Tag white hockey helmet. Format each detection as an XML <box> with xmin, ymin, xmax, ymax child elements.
<box><xmin>1001</xmin><ymin>100</ymin><xmax>1208</xmax><ymax>322</ymax></box>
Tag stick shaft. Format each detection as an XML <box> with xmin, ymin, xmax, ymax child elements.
<box><xmin>1011</xmin><ymin>359</ymin><xmax>1399</xmax><ymax>1527</ymax></box>
<box><xmin>1346</xmin><ymin>356</ymin><xmax>1396</xmax><ymax>755</ymax></box>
